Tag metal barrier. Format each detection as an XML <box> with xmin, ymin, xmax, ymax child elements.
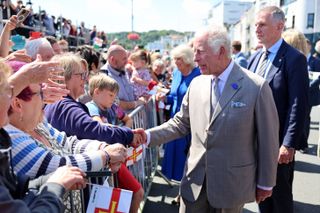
<box><xmin>68</xmin><ymin>97</ymin><xmax>158</xmax><ymax>213</ymax></box>
<box><xmin>127</xmin><ymin>96</ymin><xmax>159</xmax><ymax>212</ymax></box>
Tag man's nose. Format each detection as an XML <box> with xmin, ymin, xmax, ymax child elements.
<box><xmin>194</xmin><ymin>54</ymin><xmax>199</xmax><ymax>62</ymax></box>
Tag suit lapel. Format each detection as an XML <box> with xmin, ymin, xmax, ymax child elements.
<box><xmin>249</xmin><ymin>51</ymin><xmax>263</xmax><ymax>73</ymax></box>
<box><xmin>203</xmin><ymin>76</ymin><xmax>212</xmax><ymax>125</ymax></box>
<box><xmin>209</xmin><ymin>64</ymin><xmax>243</xmax><ymax>125</ymax></box>
<box><xmin>265</xmin><ymin>41</ymin><xmax>287</xmax><ymax>83</ymax></box>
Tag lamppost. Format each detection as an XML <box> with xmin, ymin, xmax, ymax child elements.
<box><xmin>131</xmin><ymin>0</ymin><xmax>134</xmax><ymax>32</ymax></box>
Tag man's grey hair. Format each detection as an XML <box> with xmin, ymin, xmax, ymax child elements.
<box><xmin>195</xmin><ymin>25</ymin><xmax>231</xmax><ymax>58</ymax></box>
<box><xmin>259</xmin><ymin>6</ymin><xmax>285</xmax><ymax>22</ymax></box>
<box><xmin>25</xmin><ymin>38</ymin><xmax>52</xmax><ymax>60</ymax></box>
<box><xmin>171</xmin><ymin>44</ymin><xmax>195</xmax><ymax>67</ymax></box>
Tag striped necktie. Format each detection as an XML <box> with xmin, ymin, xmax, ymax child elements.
<box><xmin>257</xmin><ymin>50</ymin><xmax>270</xmax><ymax>78</ymax></box>
<box><xmin>212</xmin><ymin>77</ymin><xmax>220</xmax><ymax>111</ymax></box>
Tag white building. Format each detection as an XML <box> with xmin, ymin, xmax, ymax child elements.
<box><xmin>230</xmin><ymin>0</ymin><xmax>320</xmax><ymax>55</ymax></box>
<box><xmin>281</xmin><ymin>0</ymin><xmax>320</xmax><ymax>44</ymax></box>
<box><xmin>146</xmin><ymin>34</ymin><xmax>192</xmax><ymax>52</ymax></box>
<box><xmin>207</xmin><ymin>0</ymin><xmax>253</xmax><ymax>27</ymax></box>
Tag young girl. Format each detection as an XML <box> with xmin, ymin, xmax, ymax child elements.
<box><xmin>129</xmin><ymin>50</ymin><xmax>152</xmax><ymax>98</ymax></box>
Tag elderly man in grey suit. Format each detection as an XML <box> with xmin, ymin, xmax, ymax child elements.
<box><xmin>145</xmin><ymin>25</ymin><xmax>279</xmax><ymax>213</ymax></box>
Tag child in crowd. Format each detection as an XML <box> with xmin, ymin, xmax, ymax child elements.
<box><xmin>86</xmin><ymin>73</ymin><xmax>132</xmax><ymax>127</ymax></box>
<box><xmin>129</xmin><ymin>50</ymin><xmax>152</xmax><ymax>98</ymax></box>
<box><xmin>85</xmin><ymin>73</ymin><xmax>142</xmax><ymax>213</ymax></box>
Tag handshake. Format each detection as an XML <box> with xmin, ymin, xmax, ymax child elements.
<box><xmin>131</xmin><ymin>128</ymin><xmax>147</xmax><ymax>148</ymax></box>
<box><xmin>100</xmin><ymin>128</ymin><xmax>147</xmax><ymax>173</ymax></box>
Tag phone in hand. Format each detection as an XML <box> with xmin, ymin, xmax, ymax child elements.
<box><xmin>16</xmin><ymin>8</ymin><xmax>30</xmax><ymax>26</ymax></box>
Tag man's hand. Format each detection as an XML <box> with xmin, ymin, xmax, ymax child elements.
<box><xmin>4</xmin><ymin>49</ymin><xmax>32</xmax><ymax>63</ymax></box>
<box><xmin>256</xmin><ymin>188</ymin><xmax>272</xmax><ymax>203</ymax></box>
<box><xmin>131</xmin><ymin>128</ymin><xmax>147</xmax><ymax>147</ymax></box>
<box><xmin>278</xmin><ymin>145</ymin><xmax>295</xmax><ymax>164</ymax></box>
<box><xmin>47</xmin><ymin>165</ymin><xmax>87</xmax><ymax>191</ymax></box>
<box><xmin>103</xmin><ymin>143</ymin><xmax>127</xmax><ymax>164</ymax></box>
<box><xmin>42</xmin><ymin>80</ymin><xmax>69</xmax><ymax>104</ymax></box>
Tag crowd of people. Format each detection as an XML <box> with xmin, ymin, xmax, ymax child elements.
<box><xmin>0</xmin><ymin>3</ymin><xmax>320</xmax><ymax>213</ymax></box>
<box><xmin>1</xmin><ymin>0</ymin><xmax>107</xmax><ymax>48</ymax></box>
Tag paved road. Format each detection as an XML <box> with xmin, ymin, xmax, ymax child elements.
<box><xmin>143</xmin><ymin>107</ymin><xmax>320</xmax><ymax>213</ymax></box>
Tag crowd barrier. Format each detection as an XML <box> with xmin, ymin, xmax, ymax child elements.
<box><xmin>127</xmin><ymin>96</ymin><xmax>159</xmax><ymax>212</ymax></box>
<box><xmin>69</xmin><ymin>96</ymin><xmax>159</xmax><ymax>213</ymax></box>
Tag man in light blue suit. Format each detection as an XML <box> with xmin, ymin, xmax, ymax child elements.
<box><xmin>232</xmin><ymin>40</ymin><xmax>248</xmax><ymax>68</ymax></box>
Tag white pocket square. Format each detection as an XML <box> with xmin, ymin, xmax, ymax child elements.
<box><xmin>231</xmin><ymin>101</ymin><xmax>246</xmax><ymax>108</ymax></box>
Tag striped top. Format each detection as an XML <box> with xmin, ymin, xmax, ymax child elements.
<box><xmin>4</xmin><ymin>121</ymin><xmax>106</xmax><ymax>179</ymax></box>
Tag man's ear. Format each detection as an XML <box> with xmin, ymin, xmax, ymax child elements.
<box><xmin>219</xmin><ymin>46</ymin><xmax>226</xmax><ymax>58</ymax></box>
<box><xmin>278</xmin><ymin>21</ymin><xmax>285</xmax><ymax>31</ymax></box>
<box><xmin>109</xmin><ymin>55</ymin><xmax>115</xmax><ymax>64</ymax></box>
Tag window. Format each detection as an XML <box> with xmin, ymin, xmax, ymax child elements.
<box><xmin>307</xmin><ymin>13</ymin><xmax>314</xmax><ymax>28</ymax></box>
<box><xmin>280</xmin><ymin>0</ymin><xmax>297</xmax><ymax>6</ymax></box>
<box><xmin>292</xmin><ymin>15</ymin><xmax>295</xmax><ymax>28</ymax></box>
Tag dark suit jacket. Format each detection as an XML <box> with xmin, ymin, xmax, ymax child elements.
<box><xmin>308</xmin><ymin>55</ymin><xmax>320</xmax><ymax>72</ymax></box>
<box><xmin>308</xmin><ymin>55</ymin><xmax>320</xmax><ymax>106</ymax></box>
<box><xmin>234</xmin><ymin>52</ymin><xmax>248</xmax><ymax>68</ymax></box>
<box><xmin>248</xmin><ymin>40</ymin><xmax>309</xmax><ymax>149</ymax></box>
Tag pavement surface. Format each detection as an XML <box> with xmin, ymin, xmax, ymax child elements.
<box><xmin>143</xmin><ymin>107</ymin><xmax>320</xmax><ymax>213</ymax></box>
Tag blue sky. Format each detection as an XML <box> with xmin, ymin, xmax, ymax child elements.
<box><xmin>30</xmin><ymin>0</ymin><xmax>215</xmax><ymax>32</ymax></box>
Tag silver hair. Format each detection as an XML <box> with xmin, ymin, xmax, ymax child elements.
<box><xmin>259</xmin><ymin>6</ymin><xmax>285</xmax><ymax>22</ymax></box>
<box><xmin>171</xmin><ymin>44</ymin><xmax>195</xmax><ymax>67</ymax></box>
<box><xmin>195</xmin><ymin>25</ymin><xmax>231</xmax><ymax>58</ymax></box>
<box><xmin>25</xmin><ymin>38</ymin><xmax>52</xmax><ymax>60</ymax></box>
<box><xmin>51</xmin><ymin>53</ymin><xmax>83</xmax><ymax>81</ymax></box>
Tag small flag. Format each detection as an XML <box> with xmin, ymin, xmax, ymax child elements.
<box><xmin>126</xmin><ymin>145</ymin><xmax>143</xmax><ymax>166</ymax></box>
<box><xmin>93</xmin><ymin>37</ymin><xmax>103</xmax><ymax>49</ymax></box>
<box><xmin>86</xmin><ymin>185</ymin><xmax>133</xmax><ymax>213</ymax></box>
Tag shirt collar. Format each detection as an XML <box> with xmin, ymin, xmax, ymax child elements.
<box><xmin>264</xmin><ymin>38</ymin><xmax>283</xmax><ymax>55</ymax></box>
<box><xmin>212</xmin><ymin>60</ymin><xmax>234</xmax><ymax>83</ymax></box>
<box><xmin>107</xmin><ymin>63</ymin><xmax>126</xmax><ymax>76</ymax></box>
<box><xmin>234</xmin><ymin>52</ymin><xmax>241</xmax><ymax>57</ymax></box>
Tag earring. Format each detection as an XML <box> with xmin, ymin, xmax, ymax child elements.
<box><xmin>19</xmin><ymin>113</ymin><xmax>23</xmax><ymax>122</ymax></box>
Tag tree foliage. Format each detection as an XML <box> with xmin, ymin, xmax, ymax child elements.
<box><xmin>106</xmin><ymin>30</ymin><xmax>189</xmax><ymax>50</ymax></box>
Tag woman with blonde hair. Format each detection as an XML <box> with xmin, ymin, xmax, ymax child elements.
<box><xmin>282</xmin><ymin>29</ymin><xmax>311</xmax><ymax>153</ymax></box>
<box><xmin>282</xmin><ymin>29</ymin><xmax>308</xmax><ymax>56</ymax></box>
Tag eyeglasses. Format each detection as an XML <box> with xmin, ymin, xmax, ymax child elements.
<box><xmin>0</xmin><ymin>85</ymin><xmax>14</xmax><ymax>99</ymax></box>
<box><xmin>29</xmin><ymin>87</ymin><xmax>44</xmax><ymax>100</ymax></box>
<box><xmin>73</xmin><ymin>71</ymin><xmax>89</xmax><ymax>80</ymax></box>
